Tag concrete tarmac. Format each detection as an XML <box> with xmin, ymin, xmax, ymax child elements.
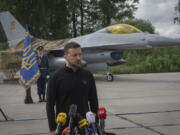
<box><xmin>0</xmin><ymin>72</ymin><xmax>180</xmax><ymax>135</ymax></box>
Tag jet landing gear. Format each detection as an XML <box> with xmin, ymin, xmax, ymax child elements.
<box><xmin>106</xmin><ymin>72</ymin><xmax>114</xmax><ymax>81</ymax></box>
<box><xmin>106</xmin><ymin>65</ymin><xmax>114</xmax><ymax>81</ymax></box>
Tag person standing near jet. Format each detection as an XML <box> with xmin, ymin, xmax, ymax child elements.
<box><xmin>46</xmin><ymin>42</ymin><xmax>99</xmax><ymax>135</ymax></box>
<box><xmin>36</xmin><ymin>46</ymin><xmax>49</xmax><ymax>102</ymax></box>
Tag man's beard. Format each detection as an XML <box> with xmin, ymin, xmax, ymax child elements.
<box><xmin>69</xmin><ymin>60</ymin><xmax>81</xmax><ymax>68</ymax></box>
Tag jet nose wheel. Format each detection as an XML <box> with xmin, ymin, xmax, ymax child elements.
<box><xmin>106</xmin><ymin>74</ymin><xmax>114</xmax><ymax>81</ymax></box>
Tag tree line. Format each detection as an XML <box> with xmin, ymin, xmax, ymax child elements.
<box><xmin>0</xmin><ymin>0</ymin><xmax>139</xmax><ymax>40</ymax></box>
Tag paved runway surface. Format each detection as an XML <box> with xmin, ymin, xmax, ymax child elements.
<box><xmin>0</xmin><ymin>72</ymin><xmax>180</xmax><ymax>135</ymax></box>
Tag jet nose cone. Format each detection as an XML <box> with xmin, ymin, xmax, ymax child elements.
<box><xmin>147</xmin><ymin>34</ymin><xmax>180</xmax><ymax>48</ymax></box>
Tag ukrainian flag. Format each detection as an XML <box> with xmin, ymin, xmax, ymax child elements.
<box><xmin>19</xmin><ymin>27</ymin><xmax>40</xmax><ymax>89</ymax></box>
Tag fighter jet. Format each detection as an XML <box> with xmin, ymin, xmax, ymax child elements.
<box><xmin>1</xmin><ymin>11</ymin><xmax>180</xmax><ymax>81</ymax></box>
<box><xmin>49</xmin><ymin>23</ymin><xmax>180</xmax><ymax>81</ymax></box>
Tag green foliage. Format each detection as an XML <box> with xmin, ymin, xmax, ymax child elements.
<box><xmin>0</xmin><ymin>22</ymin><xmax>8</xmax><ymax>50</ymax></box>
<box><xmin>110</xmin><ymin>47</ymin><xmax>180</xmax><ymax>74</ymax></box>
<box><xmin>0</xmin><ymin>0</ymin><xmax>70</xmax><ymax>40</ymax></box>
<box><xmin>99</xmin><ymin>0</ymin><xmax>139</xmax><ymax>27</ymax></box>
<box><xmin>174</xmin><ymin>1</ymin><xmax>180</xmax><ymax>24</ymax></box>
<box><xmin>0</xmin><ymin>22</ymin><xmax>7</xmax><ymax>43</ymax></box>
<box><xmin>0</xmin><ymin>0</ymin><xmax>140</xmax><ymax>39</ymax></box>
<box><xmin>0</xmin><ymin>42</ymin><xmax>8</xmax><ymax>50</ymax></box>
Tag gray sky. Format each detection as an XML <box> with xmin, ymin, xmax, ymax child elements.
<box><xmin>135</xmin><ymin>0</ymin><xmax>180</xmax><ymax>38</ymax></box>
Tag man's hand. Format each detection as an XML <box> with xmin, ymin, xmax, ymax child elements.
<box><xmin>50</xmin><ymin>130</ymin><xmax>55</xmax><ymax>135</ymax></box>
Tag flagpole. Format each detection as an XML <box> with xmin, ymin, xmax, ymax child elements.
<box><xmin>24</xmin><ymin>87</ymin><xmax>33</xmax><ymax>104</ymax></box>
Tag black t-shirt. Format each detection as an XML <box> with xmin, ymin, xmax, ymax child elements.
<box><xmin>46</xmin><ymin>66</ymin><xmax>99</xmax><ymax>131</ymax></box>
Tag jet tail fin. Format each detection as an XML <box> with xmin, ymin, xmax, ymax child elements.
<box><xmin>0</xmin><ymin>11</ymin><xmax>26</xmax><ymax>46</ymax></box>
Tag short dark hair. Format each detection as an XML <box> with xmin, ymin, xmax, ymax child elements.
<box><xmin>37</xmin><ymin>46</ymin><xmax>44</xmax><ymax>51</ymax></box>
<box><xmin>64</xmin><ymin>42</ymin><xmax>81</xmax><ymax>54</ymax></box>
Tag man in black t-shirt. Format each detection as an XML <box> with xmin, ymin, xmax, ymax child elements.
<box><xmin>46</xmin><ymin>42</ymin><xmax>99</xmax><ymax>135</ymax></box>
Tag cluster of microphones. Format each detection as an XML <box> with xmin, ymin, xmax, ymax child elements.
<box><xmin>55</xmin><ymin>104</ymin><xmax>114</xmax><ymax>135</ymax></box>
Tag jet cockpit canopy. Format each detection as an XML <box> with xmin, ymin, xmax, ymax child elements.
<box><xmin>107</xmin><ymin>24</ymin><xmax>142</xmax><ymax>34</ymax></box>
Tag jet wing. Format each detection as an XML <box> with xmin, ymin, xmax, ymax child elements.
<box><xmin>48</xmin><ymin>31</ymin><xmax>180</xmax><ymax>56</ymax></box>
<box><xmin>69</xmin><ymin>31</ymin><xmax>180</xmax><ymax>51</ymax></box>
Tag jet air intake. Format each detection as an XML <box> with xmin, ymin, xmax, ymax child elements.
<box><xmin>49</xmin><ymin>57</ymin><xmax>66</xmax><ymax>73</ymax></box>
<box><xmin>83</xmin><ymin>51</ymin><xmax>124</xmax><ymax>63</ymax></box>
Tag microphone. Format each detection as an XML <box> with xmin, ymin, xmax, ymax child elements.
<box><xmin>65</xmin><ymin>104</ymin><xmax>77</xmax><ymax>135</ymax></box>
<box><xmin>55</xmin><ymin>112</ymin><xmax>67</xmax><ymax>135</ymax></box>
<box><xmin>62</xmin><ymin>127</ymin><xmax>68</xmax><ymax>135</ymax></box>
<box><xmin>68</xmin><ymin>104</ymin><xmax>77</xmax><ymax>118</ymax></box>
<box><xmin>77</xmin><ymin>113</ymin><xmax>90</xmax><ymax>135</ymax></box>
<box><xmin>86</xmin><ymin>111</ymin><xmax>98</xmax><ymax>135</ymax></box>
<box><xmin>74</xmin><ymin>126</ymin><xmax>80</xmax><ymax>135</ymax></box>
<box><xmin>98</xmin><ymin>107</ymin><xmax>106</xmax><ymax>134</ymax></box>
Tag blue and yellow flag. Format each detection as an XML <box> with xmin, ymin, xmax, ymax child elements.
<box><xmin>19</xmin><ymin>27</ymin><xmax>40</xmax><ymax>89</ymax></box>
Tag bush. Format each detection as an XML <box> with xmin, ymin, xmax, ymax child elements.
<box><xmin>0</xmin><ymin>42</ymin><xmax>8</xmax><ymax>51</ymax></box>
<box><xmin>109</xmin><ymin>47</ymin><xmax>180</xmax><ymax>74</ymax></box>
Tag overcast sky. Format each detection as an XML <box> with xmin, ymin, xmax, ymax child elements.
<box><xmin>135</xmin><ymin>0</ymin><xmax>180</xmax><ymax>38</ymax></box>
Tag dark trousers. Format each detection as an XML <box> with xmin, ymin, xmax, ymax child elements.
<box><xmin>37</xmin><ymin>75</ymin><xmax>46</xmax><ymax>95</ymax></box>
